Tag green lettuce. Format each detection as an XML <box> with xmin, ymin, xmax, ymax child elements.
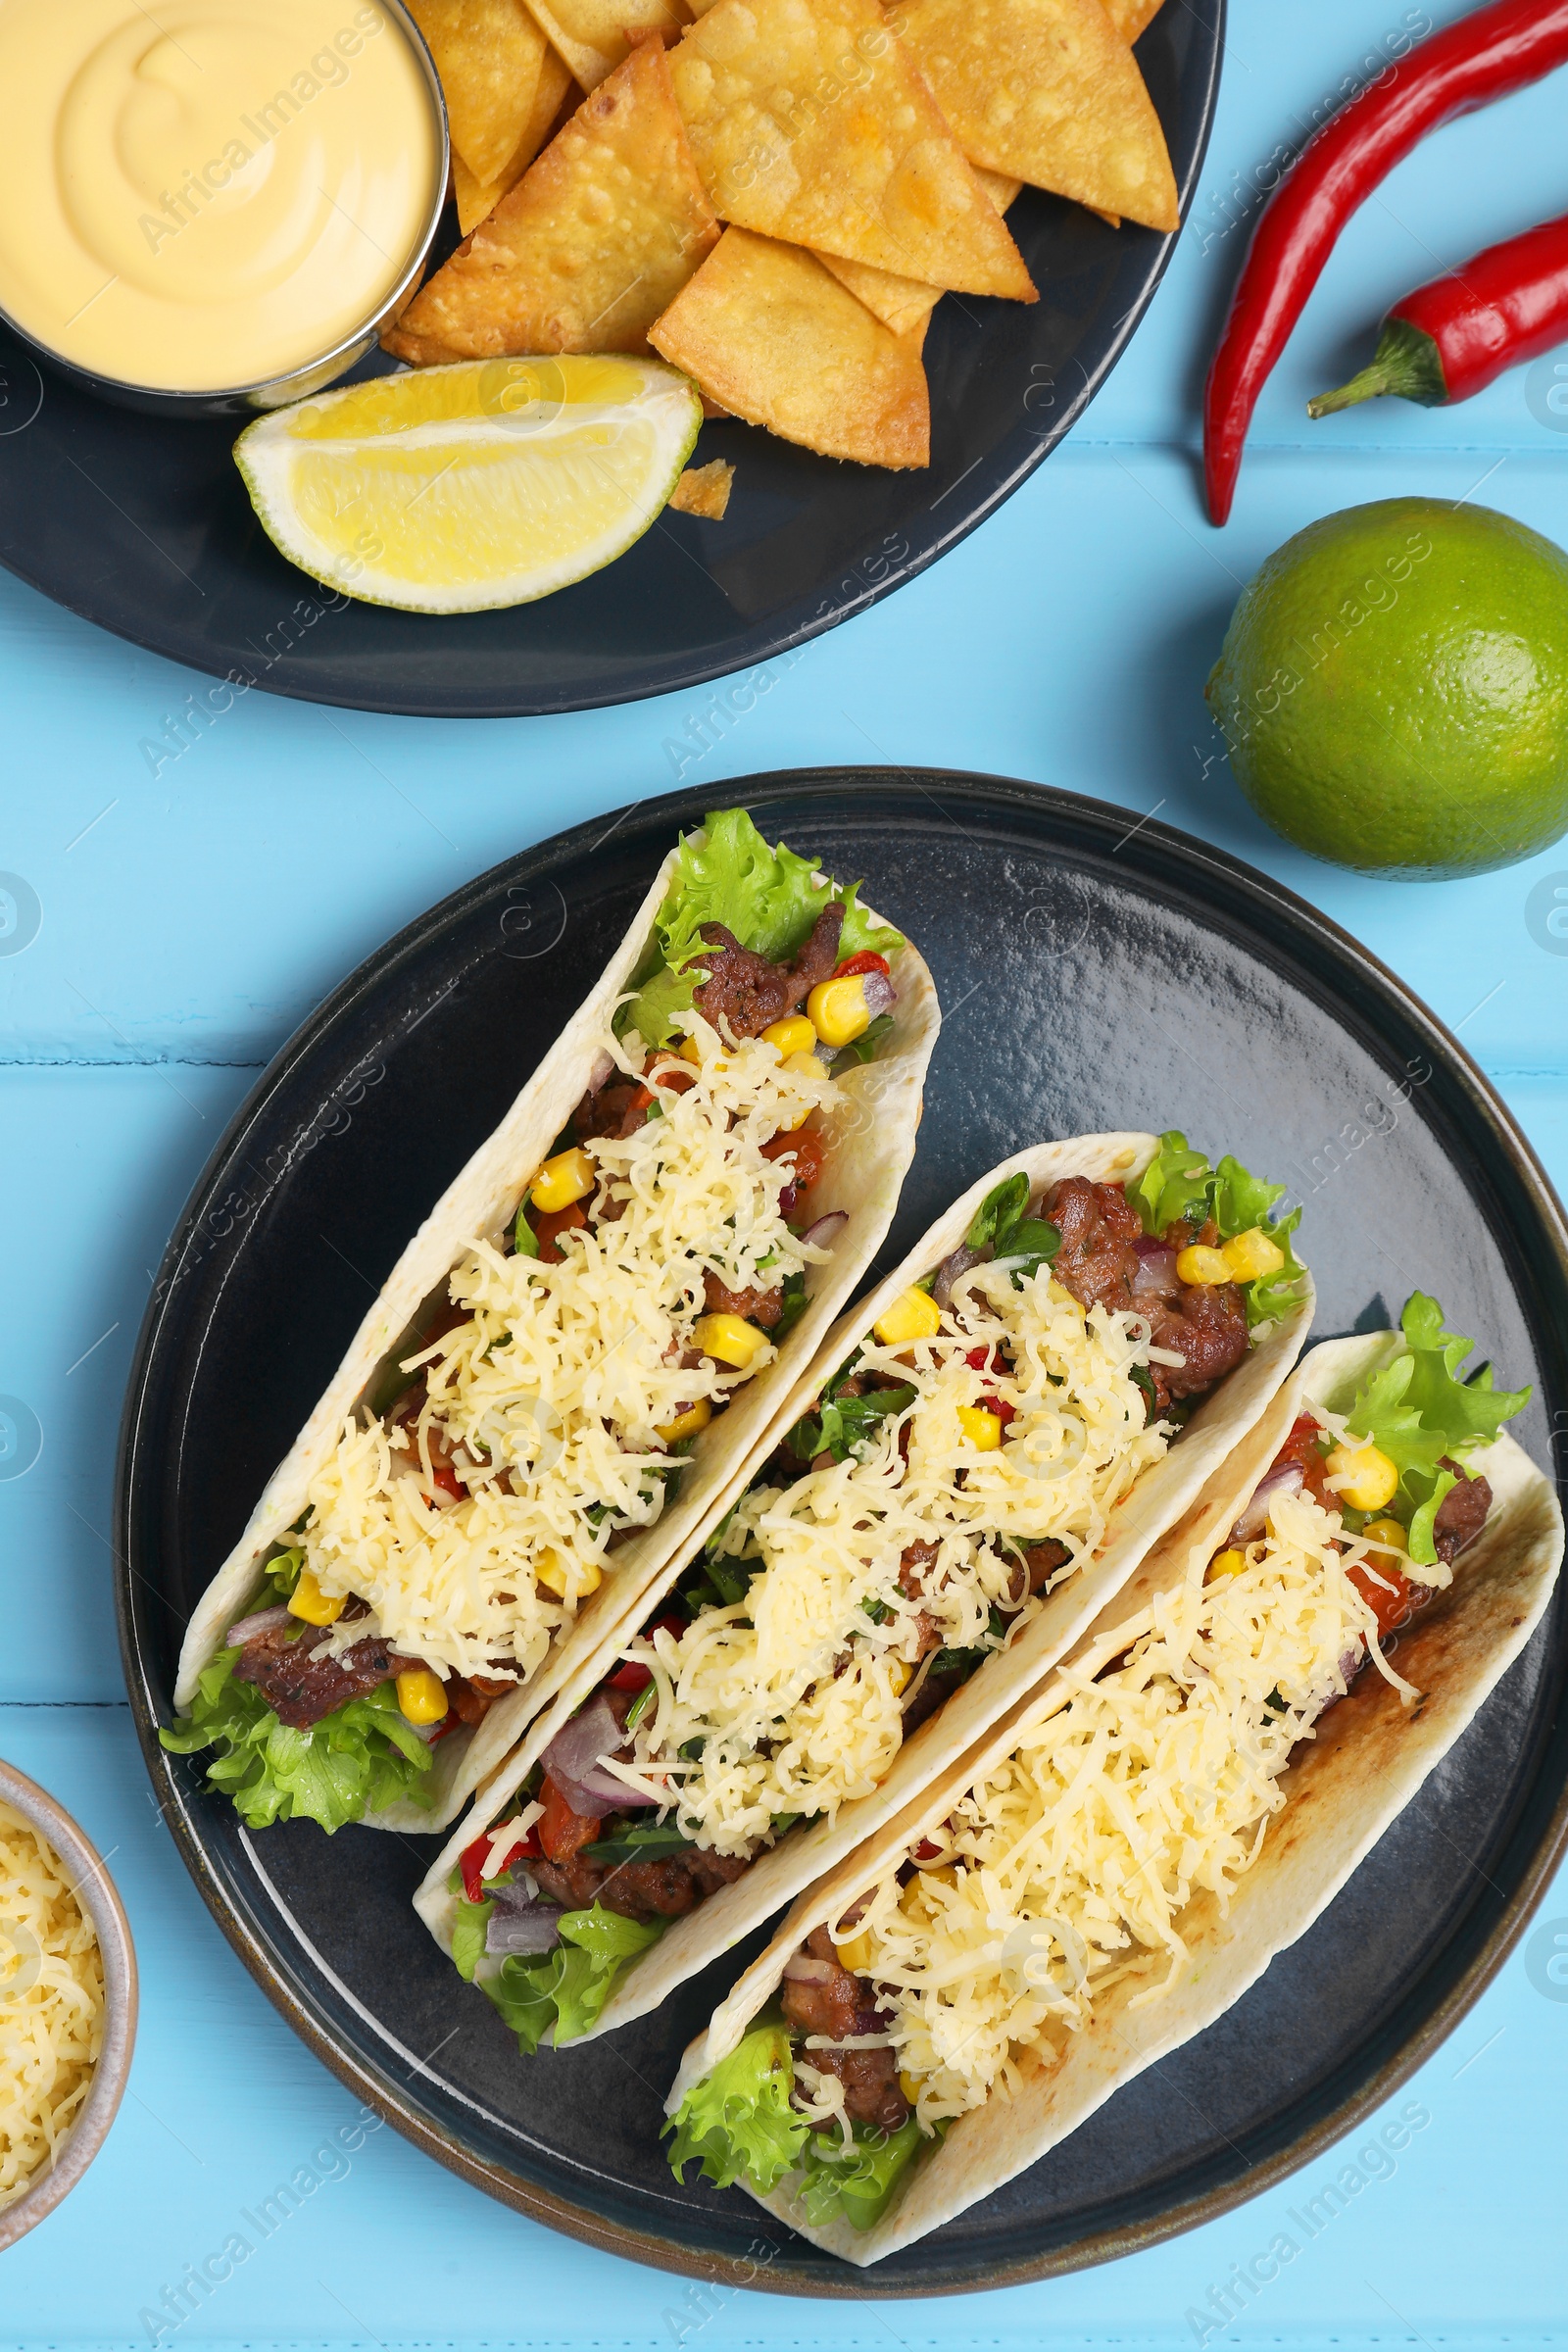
<box><xmin>1132</xmin><ymin>1131</ymin><xmax>1307</xmax><ymax>1328</ymax></box>
<box><xmin>664</xmin><ymin>2020</ymin><xmax>810</xmax><ymax>2193</ymax></box>
<box><xmin>1347</xmin><ymin>1293</ymin><xmax>1529</xmax><ymax>1564</ymax></box>
<box><xmin>159</xmin><ymin>1646</ymin><xmax>434</xmax><ymax>1834</ymax></box>
<box><xmin>619</xmin><ymin>808</ymin><xmax>904</xmax><ymax>1047</ymax></box>
<box><xmin>785</xmin><ymin>1364</ymin><xmax>916</xmax><ymax>1464</ymax></box>
<box><xmin>451</xmin><ymin>1892</ymin><xmax>493</xmax><ymax>1983</ymax></box>
<box><xmin>482</xmin><ymin>1904</ymin><xmax>663</xmax><ymax>2053</ymax></box>
<box><xmin>963</xmin><ymin>1171</ymin><xmax>1060</xmax><ymax>1283</ymax></box>
<box><xmin>798</xmin><ymin>2115</ymin><xmax>927</xmax><ymax>2232</ymax></box>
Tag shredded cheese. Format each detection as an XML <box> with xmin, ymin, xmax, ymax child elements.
<box><xmin>834</xmin><ymin>1483</ymin><xmax>1413</xmax><ymax>2129</ymax></box>
<box><xmin>0</xmin><ymin>1804</ymin><xmax>104</xmax><ymax>2212</ymax></box>
<box><xmin>618</xmin><ymin>1260</ymin><xmax>1172</xmax><ymax>1855</ymax></box>
<box><xmin>292</xmin><ymin>1024</ymin><xmax>838</xmax><ymax>1681</ymax></box>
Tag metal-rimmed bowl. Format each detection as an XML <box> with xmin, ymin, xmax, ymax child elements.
<box><xmin>0</xmin><ymin>0</ymin><xmax>448</xmax><ymax>421</ymax></box>
<box><xmin>0</xmin><ymin>1760</ymin><xmax>138</xmax><ymax>2250</ymax></box>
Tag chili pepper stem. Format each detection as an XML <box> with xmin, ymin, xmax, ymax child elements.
<box><xmin>1307</xmin><ymin>317</ymin><xmax>1449</xmax><ymax>417</ymax></box>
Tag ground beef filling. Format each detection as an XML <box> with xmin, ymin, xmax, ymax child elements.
<box><xmin>1044</xmin><ymin>1174</ymin><xmax>1250</xmax><ymax>1408</ymax></box>
<box><xmin>780</xmin><ymin>1926</ymin><xmax>908</xmax><ymax>2133</ymax></box>
<box><xmin>690</xmin><ymin>901</ymin><xmax>845</xmax><ymax>1039</ymax></box>
<box><xmin>231</xmin><ymin>1620</ymin><xmax>422</xmax><ymax>1731</ymax></box>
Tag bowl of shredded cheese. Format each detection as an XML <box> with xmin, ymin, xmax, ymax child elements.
<box><xmin>0</xmin><ymin>1760</ymin><xmax>136</xmax><ymax>2247</ymax></box>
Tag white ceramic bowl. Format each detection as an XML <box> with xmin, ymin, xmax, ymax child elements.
<box><xmin>0</xmin><ymin>1758</ymin><xmax>138</xmax><ymax>2250</ymax></box>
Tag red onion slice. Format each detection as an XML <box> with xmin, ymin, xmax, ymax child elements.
<box><xmin>933</xmin><ymin>1244</ymin><xmax>982</xmax><ymax>1309</ymax></box>
<box><xmin>486</xmin><ymin>1900</ymin><xmax>564</xmax><ymax>1957</ymax></box>
<box><xmin>860</xmin><ymin>970</ymin><xmax>897</xmax><ymax>1019</ymax></box>
<box><xmin>782</xmin><ymin>1951</ymin><xmax>838</xmax><ymax>1984</ymax></box>
<box><xmin>1131</xmin><ymin>1245</ymin><xmax>1180</xmax><ymax>1300</ymax></box>
<box><xmin>1230</xmin><ymin>1461</ymin><xmax>1304</xmax><ymax>1544</ymax></box>
<box><xmin>226</xmin><ymin>1604</ymin><xmax>292</xmax><ymax>1647</ymax></box>
<box><xmin>542</xmin><ymin>1695</ymin><xmax>660</xmax><ymax>1814</ymax></box>
<box><xmin>800</xmin><ymin>1210</ymin><xmax>848</xmax><ymax>1251</ymax></box>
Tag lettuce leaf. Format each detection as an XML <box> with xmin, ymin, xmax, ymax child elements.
<box><xmin>664</xmin><ymin>2020</ymin><xmax>810</xmax><ymax>2193</ymax></box>
<box><xmin>1347</xmin><ymin>1292</ymin><xmax>1530</xmax><ymax>1562</ymax></box>
<box><xmin>798</xmin><ymin>2115</ymin><xmax>927</xmax><ymax>2232</ymax></box>
<box><xmin>159</xmin><ymin>1647</ymin><xmax>434</xmax><ymax>1835</ymax></box>
<box><xmin>451</xmin><ymin>1893</ymin><xmax>493</xmax><ymax>1983</ymax></box>
<box><xmin>619</xmin><ymin>808</ymin><xmax>904</xmax><ymax>1046</ymax></box>
<box><xmin>1131</xmin><ymin>1132</ymin><xmax>1307</xmax><ymax>1327</ymax></box>
<box><xmin>482</xmin><ymin>1904</ymin><xmax>663</xmax><ymax>2054</ymax></box>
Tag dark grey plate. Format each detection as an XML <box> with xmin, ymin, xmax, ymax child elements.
<box><xmin>0</xmin><ymin>11</ymin><xmax>1220</xmax><ymax>717</ymax></box>
<box><xmin>117</xmin><ymin>773</ymin><xmax>1568</xmax><ymax>2293</ymax></box>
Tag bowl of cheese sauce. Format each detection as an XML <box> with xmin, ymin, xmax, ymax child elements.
<box><xmin>0</xmin><ymin>0</ymin><xmax>447</xmax><ymax>413</ymax></box>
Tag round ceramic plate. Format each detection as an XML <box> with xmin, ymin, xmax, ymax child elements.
<box><xmin>0</xmin><ymin>11</ymin><xmax>1220</xmax><ymax>717</ymax></box>
<box><xmin>118</xmin><ymin>773</ymin><xmax>1568</xmax><ymax>2293</ymax></box>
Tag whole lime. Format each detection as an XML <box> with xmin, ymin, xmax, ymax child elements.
<box><xmin>1205</xmin><ymin>498</ymin><xmax>1568</xmax><ymax>877</ymax></box>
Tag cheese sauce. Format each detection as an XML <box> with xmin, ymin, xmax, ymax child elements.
<box><xmin>0</xmin><ymin>0</ymin><xmax>441</xmax><ymax>390</ymax></box>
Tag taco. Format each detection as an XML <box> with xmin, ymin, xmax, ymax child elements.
<box><xmin>416</xmin><ymin>1128</ymin><xmax>1313</xmax><ymax>2047</ymax></box>
<box><xmin>663</xmin><ymin>1296</ymin><xmax>1560</xmax><ymax>2263</ymax></box>
<box><xmin>159</xmin><ymin>809</ymin><xmax>940</xmax><ymax>1837</ymax></box>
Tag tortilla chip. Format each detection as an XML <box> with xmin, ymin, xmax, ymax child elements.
<box><xmin>408</xmin><ymin>0</ymin><xmax>550</xmax><ymax>182</ymax></box>
<box><xmin>525</xmin><ymin>0</ymin><xmax>688</xmax><ymax>87</ymax></box>
<box><xmin>650</xmin><ymin>226</ymin><xmax>929</xmax><ymax>468</ymax></box>
<box><xmin>1103</xmin><ymin>0</ymin><xmax>1164</xmax><ymax>38</ymax></box>
<box><xmin>384</xmin><ymin>39</ymin><xmax>718</xmax><ymax>365</ymax></box>
<box><xmin>453</xmin><ymin>47</ymin><xmax>577</xmax><ymax>231</ymax></box>
<box><xmin>668</xmin><ymin>0</ymin><xmax>1036</xmax><ymax>300</ymax></box>
<box><xmin>813</xmin><ymin>165</ymin><xmax>1021</xmax><ymax>338</ymax></box>
<box><xmin>889</xmin><ymin>0</ymin><xmax>1179</xmax><ymax>233</ymax></box>
<box><xmin>668</xmin><ymin>457</ymin><xmax>734</xmax><ymax>515</ymax></box>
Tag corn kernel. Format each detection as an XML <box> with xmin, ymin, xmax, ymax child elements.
<box><xmin>887</xmin><ymin>1657</ymin><xmax>912</xmax><ymax>1696</ymax></box>
<box><xmin>678</xmin><ymin>1034</ymin><xmax>703</xmax><ymax>1064</ymax></box>
<box><xmin>531</xmin><ymin>1146</ymin><xmax>595</xmax><ymax>1213</ymax></box>
<box><xmin>536</xmin><ymin>1547</ymin><xmax>603</xmax><ymax>1600</ymax></box>
<box><xmin>657</xmin><ymin>1397</ymin><xmax>711</xmax><ymax>1444</ymax></box>
<box><xmin>1206</xmin><ymin>1547</ymin><xmax>1248</xmax><ymax>1581</ymax></box>
<box><xmin>898</xmin><ymin>2070</ymin><xmax>921</xmax><ymax>2105</ymax></box>
<box><xmin>694</xmin><ymin>1312</ymin><xmax>765</xmax><ymax>1369</ymax></box>
<box><xmin>807</xmin><ymin>973</ymin><xmax>870</xmax><ymax>1050</ymax></box>
<box><xmin>762</xmin><ymin>1014</ymin><xmax>816</xmax><ymax>1058</ymax></box>
<box><xmin>1325</xmin><ymin>1442</ymin><xmax>1399</xmax><ymax>1512</ymax></box>
<box><xmin>835</xmin><ymin>1928</ymin><xmax>874</xmax><ymax>1973</ymax></box>
<box><xmin>395</xmin><ymin>1667</ymin><xmax>448</xmax><ymax>1726</ymax></box>
<box><xmin>956</xmin><ymin>1404</ymin><xmax>1004</xmax><ymax>1450</ymax></box>
<box><xmin>1175</xmin><ymin>1244</ymin><xmax>1233</xmax><ymax>1286</ymax></box>
<box><xmin>777</xmin><ymin>1048</ymin><xmax>826</xmax><ymax>1127</ymax></box>
<box><xmin>873</xmin><ymin>1286</ymin><xmax>943</xmax><ymax>1347</ymax></box>
<box><xmin>1361</xmin><ymin>1515</ymin><xmax>1408</xmax><ymax>1553</ymax></box>
<box><xmin>287</xmin><ymin>1568</ymin><xmax>345</xmax><ymax>1626</ymax></box>
<box><xmin>1220</xmin><ymin>1226</ymin><xmax>1286</xmax><ymax>1283</ymax></box>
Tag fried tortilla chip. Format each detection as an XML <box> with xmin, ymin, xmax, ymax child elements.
<box><xmin>453</xmin><ymin>47</ymin><xmax>577</xmax><ymax>231</ymax></box>
<box><xmin>408</xmin><ymin>0</ymin><xmax>550</xmax><ymax>182</ymax></box>
<box><xmin>668</xmin><ymin>456</ymin><xmax>734</xmax><ymax>515</ymax></box>
<box><xmin>650</xmin><ymin>226</ymin><xmax>929</xmax><ymax>469</ymax></box>
<box><xmin>813</xmin><ymin>166</ymin><xmax>1021</xmax><ymax>337</ymax></box>
<box><xmin>1103</xmin><ymin>0</ymin><xmax>1164</xmax><ymax>39</ymax></box>
<box><xmin>668</xmin><ymin>0</ymin><xmax>1036</xmax><ymax>300</ymax></box>
<box><xmin>889</xmin><ymin>0</ymin><xmax>1179</xmax><ymax>233</ymax></box>
<box><xmin>384</xmin><ymin>39</ymin><xmax>718</xmax><ymax>365</ymax></box>
<box><xmin>525</xmin><ymin>0</ymin><xmax>688</xmax><ymax>87</ymax></box>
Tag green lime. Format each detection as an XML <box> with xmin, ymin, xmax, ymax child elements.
<box><xmin>1205</xmin><ymin>498</ymin><xmax>1568</xmax><ymax>878</ymax></box>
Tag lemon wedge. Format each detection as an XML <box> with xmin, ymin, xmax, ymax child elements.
<box><xmin>233</xmin><ymin>356</ymin><xmax>704</xmax><ymax>614</ymax></box>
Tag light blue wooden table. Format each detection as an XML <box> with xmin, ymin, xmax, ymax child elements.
<box><xmin>4</xmin><ymin>0</ymin><xmax>1567</xmax><ymax>2341</ymax></box>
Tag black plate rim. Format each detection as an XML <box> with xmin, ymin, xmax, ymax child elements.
<box><xmin>115</xmin><ymin>769</ymin><xmax>1568</xmax><ymax>2296</ymax></box>
<box><xmin>0</xmin><ymin>16</ymin><xmax>1223</xmax><ymax>718</ymax></box>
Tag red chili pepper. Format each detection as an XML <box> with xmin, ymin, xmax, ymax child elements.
<box><xmin>607</xmin><ymin>1660</ymin><xmax>653</xmax><ymax>1692</ymax></box>
<box><xmin>1203</xmin><ymin>0</ymin><xmax>1568</xmax><ymax>524</ymax></box>
<box><xmin>1309</xmin><ymin>209</ymin><xmax>1568</xmax><ymax>416</ymax></box>
<box><xmin>912</xmin><ymin>1838</ymin><xmax>944</xmax><ymax>1863</ymax></box>
<box><xmin>833</xmin><ymin>950</ymin><xmax>892</xmax><ymax>981</ymax></box>
<box><xmin>459</xmin><ymin>1835</ymin><xmax>488</xmax><ymax>1904</ymax></box>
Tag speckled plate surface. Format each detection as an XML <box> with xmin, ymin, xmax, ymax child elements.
<box><xmin>118</xmin><ymin>773</ymin><xmax>1568</xmax><ymax>2292</ymax></box>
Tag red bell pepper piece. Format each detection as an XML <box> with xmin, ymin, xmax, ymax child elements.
<box><xmin>832</xmin><ymin>950</ymin><xmax>891</xmax><ymax>981</ymax></box>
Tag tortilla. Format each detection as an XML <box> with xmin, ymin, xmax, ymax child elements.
<box><xmin>170</xmin><ymin>822</ymin><xmax>941</xmax><ymax>1834</ymax></box>
<box><xmin>667</xmin><ymin>457</ymin><xmax>734</xmax><ymax>515</ymax></box>
<box><xmin>888</xmin><ymin>0</ymin><xmax>1180</xmax><ymax>234</ymax></box>
<box><xmin>813</xmin><ymin>169</ymin><xmax>1021</xmax><ymax>338</ymax></box>
<box><xmin>453</xmin><ymin>48</ymin><xmax>577</xmax><ymax>233</ymax></box>
<box><xmin>384</xmin><ymin>40</ymin><xmax>719</xmax><ymax>366</ymax></box>
<box><xmin>416</xmin><ymin>1134</ymin><xmax>1312</xmax><ymax>1994</ymax></box>
<box><xmin>408</xmin><ymin>0</ymin><xmax>551</xmax><ymax>182</ymax></box>
<box><xmin>650</xmin><ymin>228</ymin><xmax>930</xmax><ymax>469</ymax></box>
<box><xmin>524</xmin><ymin>0</ymin><xmax>689</xmax><ymax>86</ymax></box>
<box><xmin>677</xmin><ymin>1331</ymin><xmax>1561</xmax><ymax>2263</ymax></box>
<box><xmin>667</xmin><ymin>0</ymin><xmax>1037</xmax><ymax>300</ymax></box>
<box><xmin>1103</xmin><ymin>0</ymin><xmax>1164</xmax><ymax>39</ymax></box>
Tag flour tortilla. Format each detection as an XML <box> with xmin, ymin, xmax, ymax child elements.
<box><xmin>169</xmin><ymin>836</ymin><xmax>941</xmax><ymax>1831</ymax></box>
<box><xmin>671</xmin><ymin>1330</ymin><xmax>1562</xmax><ymax>2264</ymax></box>
<box><xmin>416</xmin><ymin>1136</ymin><xmax>1313</xmax><ymax>1993</ymax></box>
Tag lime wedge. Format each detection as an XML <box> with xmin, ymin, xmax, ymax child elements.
<box><xmin>234</xmin><ymin>356</ymin><xmax>703</xmax><ymax>614</ymax></box>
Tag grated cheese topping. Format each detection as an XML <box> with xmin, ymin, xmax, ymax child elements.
<box><xmin>832</xmin><ymin>1480</ymin><xmax>1423</xmax><ymax>2130</ymax></box>
<box><xmin>293</xmin><ymin>1021</ymin><xmax>840</xmax><ymax>1682</ymax></box>
<box><xmin>0</xmin><ymin>1803</ymin><xmax>104</xmax><ymax>2212</ymax></box>
<box><xmin>614</xmin><ymin>1258</ymin><xmax>1173</xmax><ymax>1856</ymax></box>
